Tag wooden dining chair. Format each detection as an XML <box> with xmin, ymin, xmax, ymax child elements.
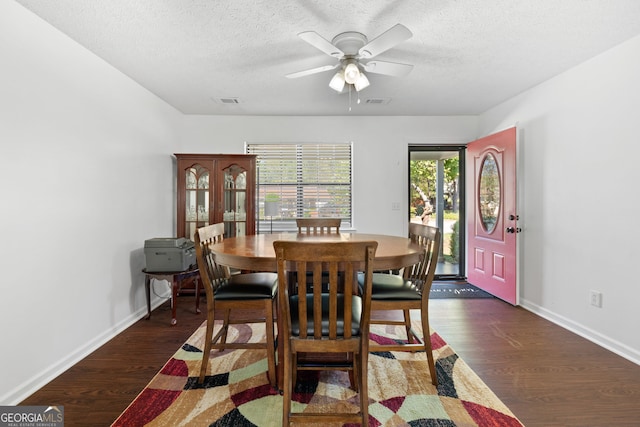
<box><xmin>360</xmin><ymin>223</ymin><xmax>441</xmax><ymax>385</ymax></box>
<box><xmin>194</xmin><ymin>223</ymin><xmax>277</xmax><ymax>386</ymax></box>
<box><xmin>274</xmin><ymin>240</ymin><xmax>378</xmax><ymax>427</ymax></box>
<box><xmin>296</xmin><ymin>217</ymin><xmax>341</xmax><ymax>234</ymax></box>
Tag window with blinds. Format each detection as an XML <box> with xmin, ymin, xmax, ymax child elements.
<box><xmin>246</xmin><ymin>143</ymin><xmax>353</xmax><ymax>232</ymax></box>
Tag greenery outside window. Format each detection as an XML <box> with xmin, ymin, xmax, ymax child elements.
<box><xmin>246</xmin><ymin>143</ymin><xmax>353</xmax><ymax>232</ymax></box>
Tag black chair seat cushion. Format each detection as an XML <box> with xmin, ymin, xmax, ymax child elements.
<box><xmin>215</xmin><ymin>272</ymin><xmax>277</xmax><ymax>300</ymax></box>
<box><xmin>289</xmin><ymin>294</ymin><xmax>362</xmax><ymax>336</ymax></box>
<box><xmin>357</xmin><ymin>272</ymin><xmax>421</xmax><ymax>301</ymax></box>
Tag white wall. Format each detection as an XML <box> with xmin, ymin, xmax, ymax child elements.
<box><xmin>479</xmin><ymin>34</ymin><xmax>640</xmax><ymax>363</ymax></box>
<box><xmin>1</xmin><ymin>2</ymin><xmax>183</xmax><ymax>404</ymax></box>
<box><xmin>178</xmin><ymin>115</ymin><xmax>478</xmax><ymax>237</ymax></box>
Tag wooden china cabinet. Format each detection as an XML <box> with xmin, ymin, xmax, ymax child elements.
<box><xmin>175</xmin><ymin>153</ymin><xmax>257</xmax><ymax>240</ymax></box>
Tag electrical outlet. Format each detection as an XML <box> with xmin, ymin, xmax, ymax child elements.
<box><xmin>391</xmin><ymin>202</ymin><xmax>401</xmax><ymax>211</ymax></box>
<box><xmin>590</xmin><ymin>290</ymin><xmax>603</xmax><ymax>308</ymax></box>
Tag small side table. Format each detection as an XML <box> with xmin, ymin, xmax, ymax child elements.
<box><xmin>142</xmin><ymin>266</ymin><xmax>201</xmax><ymax>325</ymax></box>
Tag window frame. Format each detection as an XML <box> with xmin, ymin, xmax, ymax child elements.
<box><xmin>246</xmin><ymin>142</ymin><xmax>353</xmax><ymax>233</ymax></box>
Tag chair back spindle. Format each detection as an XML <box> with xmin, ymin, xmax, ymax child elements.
<box><xmin>404</xmin><ymin>223</ymin><xmax>440</xmax><ymax>294</ymax></box>
<box><xmin>195</xmin><ymin>222</ymin><xmax>229</xmax><ymax>298</ymax></box>
<box><xmin>295</xmin><ymin>217</ymin><xmax>341</xmax><ymax>234</ymax></box>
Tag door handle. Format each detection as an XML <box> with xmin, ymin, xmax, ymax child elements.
<box><xmin>506</xmin><ymin>227</ymin><xmax>522</xmax><ymax>233</ymax></box>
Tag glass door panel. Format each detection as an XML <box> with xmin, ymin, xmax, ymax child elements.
<box><xmin>409</xmin><ymin>146</ymin><xmax>465</xmax><ymax>279</ymax></box>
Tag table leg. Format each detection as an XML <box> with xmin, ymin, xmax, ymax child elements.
<box><xmin>145</xmin><ymin>276</ymin><xmax>151</xmax><ymax>320</ymax></box>
<box><xmin>171</xmin><ymin>277</ymin><xmax>178</xmax><ymax>326</ymax></box>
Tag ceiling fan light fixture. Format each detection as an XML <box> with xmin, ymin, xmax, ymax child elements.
<box><xmin>354</xmin><ymin>72</ymin><xmax>370</xmax><ymax>91</ymax></box>
<box><xmin>329</xmin><ymin>71</ymin><xmax>346</xmax><ymax>92</ymax></box>
<box><xmin>288</xmin><ymin>24</ymin><xmax>413</xmax><ymax>98</ymax></box>
<box><xmin>343</xmin><ymin>61</ymin><xmax>360</xmax><ymax>84</ymax></box>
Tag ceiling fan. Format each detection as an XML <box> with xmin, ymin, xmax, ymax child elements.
<box><xmin>286</xmin><ymin>24</ymin><xmax>414</xmax><ymax>93</ymax></box>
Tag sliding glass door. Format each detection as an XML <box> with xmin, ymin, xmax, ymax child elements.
<box><xmin>409</xmin><ymin>146</ymin><xmax>465</xmax><ymax>280</ymax></box>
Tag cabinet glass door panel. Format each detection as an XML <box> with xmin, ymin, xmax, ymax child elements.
<box><xmin>196</xmin><ymin>191</ymin><xmax>209</xmax><ymax>221</ymax></box>
<box><xmin>184</xmin><ymin>164</ymin><xmax>210</xmax><ymax>239</ymax></box>
<box><xmin>223</xmin><ymin>166</ymin><xmax>248</xmax><ymax>237</ymax></box>
<box><xmin>186</xmin><ymin>190</ymin><xmax>197</xmax><ymax>220</ymax></box>
<box><xmin>235</xmin><ymin>171</ymin><xmax>246</xmax><ymax>189</ymax></box>
<box><xmin>236</xmin><ymin>222</ymin><xmax>246</xmax><ymax>236</ymax></box>
<box><xmin>235</xmin><ymin>172</ymin><xmax>247</xmax><ymax>221</ymax></box>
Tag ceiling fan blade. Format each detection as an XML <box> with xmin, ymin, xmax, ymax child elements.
<box><xmin>298</xmin><ymin>31</ymin><xmax>344</xmax><ymax>58</ymax></box>
<box><xmin>362</xmin><ymin>60</ymin><xmax>414</xmax><ymax>77</ymax></box>
<box><xmin>358</xmin><ymin>24</ymin><xmax>412</xmax><ymax>59</ymax></box>
<box><xmin>285</xmin><ymin>63</ymin><xmax>339</xmax><ymax>79</ymax></box>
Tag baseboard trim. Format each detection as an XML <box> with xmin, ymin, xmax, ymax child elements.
<box><xmin>520</xmin><ymin>298</ymin><xmax>640</xmax><ymax>366</ymax></box>
<box><xmin>2</xmin><ymin>299</ymin><xmax>165</xmax><ymax>405</ymax></box>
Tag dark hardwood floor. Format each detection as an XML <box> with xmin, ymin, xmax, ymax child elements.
<box><xmin>21</xmin><ymin>296</ymin><xmax>640</xmax><ymax>426</ymax></box>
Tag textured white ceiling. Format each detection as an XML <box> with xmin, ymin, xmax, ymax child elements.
<box><xmin>14</xmin><ymin>0</ymin><xmax>640</xmax><ymax>116</ymax></box>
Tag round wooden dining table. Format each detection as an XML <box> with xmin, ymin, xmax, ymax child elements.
<box><xmin>209</xmin><ymin>232</ymin><xmax>423</xmax><ymax>389</ymax></box>
<box><xmin>210</xmin><ymin>232</ymin><xmax>423</xmax><ymax>272</ymax></box>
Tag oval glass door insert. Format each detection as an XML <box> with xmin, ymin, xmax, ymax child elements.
<box><xmin>479</xmin><ymin>153</ymin><xmax>500</xmax><ymax>232</ymax></box>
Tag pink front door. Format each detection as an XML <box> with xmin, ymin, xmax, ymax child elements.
<box><xmin>466</xmin><ymin>127</ymin><xmax>519</xmax><ymax>305</ymax></box>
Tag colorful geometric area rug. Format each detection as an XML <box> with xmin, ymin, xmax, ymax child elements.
<box><xmin>112</xmin><ymin>321</ymin><xmax>524</xmax><ymax>426</ymax></box>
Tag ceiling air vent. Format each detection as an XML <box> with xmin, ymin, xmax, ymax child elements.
<box><xmin>212</xmin><ymin>97</ymin><xmax>240</xmax><ymax>104</ymax></box>
<box><xmin>364</xmin><ymin>98</ymin><xmax>391</xmax><ymax>105</ymax></box>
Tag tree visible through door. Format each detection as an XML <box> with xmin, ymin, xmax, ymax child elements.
<box><xmin>409</xmin><ymin>148</ymin><xmax>463</xmax><ymax>278</ymax></box>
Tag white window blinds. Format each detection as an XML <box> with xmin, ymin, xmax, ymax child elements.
<box><xmin>246</xmin><ymin>143</ymin><xmax>353</xmax><ymax>232</ymax></box>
